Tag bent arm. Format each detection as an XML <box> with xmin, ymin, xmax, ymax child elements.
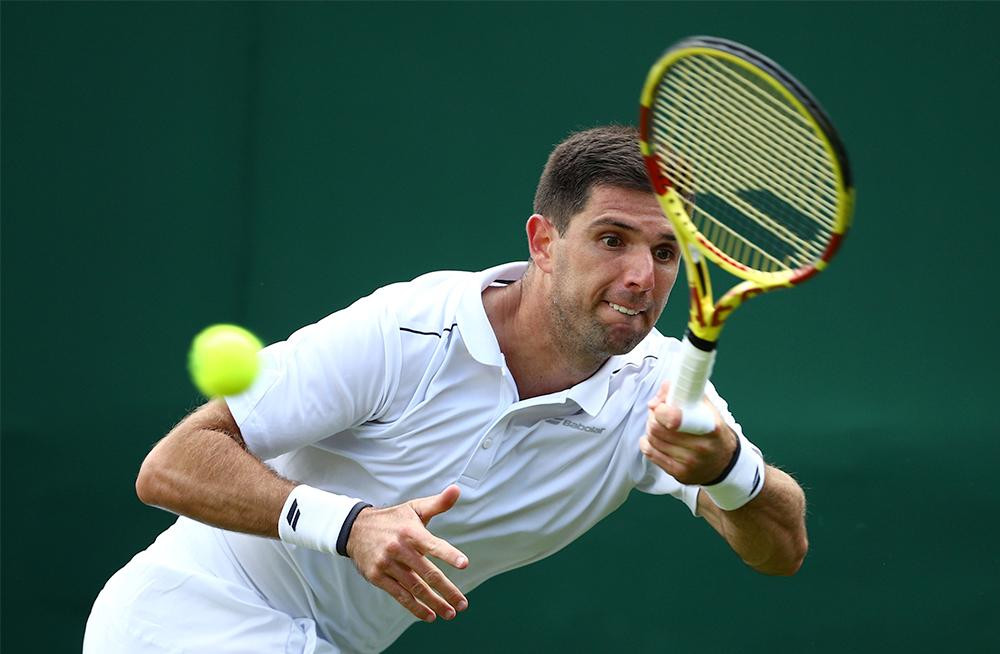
<box><xmin>696</xmin><ymin>465</ymin><xmax>808</xmax><ymax>576</ymax></box>
<box><xmin>136</xmin><ymin>399</ymin><xmax>472</xmax><ymax>623</ymax></box>
<box><xmin>135</xmin><ymin>399</ymin><xmax>294</xmax><ymax>538</ymax></box>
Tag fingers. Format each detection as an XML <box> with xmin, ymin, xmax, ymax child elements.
<box><xmin>403</xmin><ymin>529</ymin><xmax>469</xmax><ymax>613</ymax></box>
<box><xmin>351</xmin><ymin>495</ymin><xmax>471</xmax><ymax>623</ymax></box>
<box><xmin>372</xmin><ymin>573</ymin><xmax>436</xmax><ymax>622</ymax></box>
<box><xmin>387</xmin><ymin>561</ymin><xmax>458</xmax><ymax>621</ymax></box>
<box><xmin>411</xmin><ymin>484</ymin><xmax>462</xmax><ymax>524</ymax></box>
<box><xmin>643</xmin><ymin>389</ymin><xmax>734</xmax><ymax>484</ymax></box>
<box><xmin>421</xmin><ymin>532</ymin><xmax>469</xmax><ymax>570</ymax></box>
<box><xmin>648</xmin><ymin>402</ymin><xmax>683</xmax><ymax>433</ymax></box>
<box><xmin>647</xmin><ymin>399</ymin><xmax>719</xmax><ymax>437</ymax></box>
<box><xmin>638</xmin><ymin>435</ymin><xmax>683</xmax><ymax>477</ymax></box>
<box><xmin>370</xmin><ymin>532</ymin><xmax>469</xmax><ymax>622</ymax></box>
<box><xmin>640</xmin><ymin>430</ymin><xmax>693</xmax><ymax>464</ymax></box>
<box><xmin>395</xmin><ymin>552</ymin><xmax>468</xmax><ymax>618</ymax></box>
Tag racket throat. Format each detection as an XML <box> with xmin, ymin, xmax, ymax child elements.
<box><xmin>685</xmin><ymin>329</ymin><xmax>717</xmax><ymax>353</ymax></box>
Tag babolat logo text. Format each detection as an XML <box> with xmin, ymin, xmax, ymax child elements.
<box><xmin>545</xmin><ymin>418</ymin><xmax>605</xmax><ymax>434</ymax></box>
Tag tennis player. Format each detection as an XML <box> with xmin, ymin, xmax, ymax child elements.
<box><xmin>84</xmin><ymin>126</ymin><xmax>807</xmax><ymax>653</ymax></box>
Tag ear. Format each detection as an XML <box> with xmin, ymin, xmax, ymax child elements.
<box><xmin>526</xmin><ymin>214</ymin><xmax>559</xmax><ymax>273</ymax></box>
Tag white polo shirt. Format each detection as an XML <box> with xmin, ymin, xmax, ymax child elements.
<box><xmin>216</xmin><ymin>261</ymin><xmax>749</xmax><ymax>652</ymax></box>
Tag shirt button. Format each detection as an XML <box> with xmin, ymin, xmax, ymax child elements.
<box><xmin>482</xmin><ymin>437</ymin><xmax>493</xmax><ymax>449</ymax></box>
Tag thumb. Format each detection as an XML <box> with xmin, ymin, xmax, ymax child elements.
<box><xmin>674</xmin><ymin>402</ymin><xmax>717</xmax><ymax>435</ymax></box>
<box><xmin>411</xmin><ymin>484</ymin><xmax>461</xmax><ymax>524</ymax></box>
<box><xmin>653</xmin><ymin>402</ymin><xmax>683</xmax><ymax>431</ymax></box>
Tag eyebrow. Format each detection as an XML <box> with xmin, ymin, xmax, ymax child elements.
<box><xmin>590</xmin><ymin>217</ymin><xmax>677</xmax><ymax>242</ymax></box>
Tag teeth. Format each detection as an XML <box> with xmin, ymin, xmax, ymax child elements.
<box><xmin>609</xmin><ymin>302</ymin><xmax>640</xmax><ymax>316</ymax></box>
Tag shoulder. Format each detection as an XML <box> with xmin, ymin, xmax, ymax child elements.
<box><xmin>367</xmin><ymin>269</ymin><xmax>474</xmax><ymax>334</ymax></box>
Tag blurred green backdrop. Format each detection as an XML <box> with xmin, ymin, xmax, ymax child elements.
<box><xmin>3</xmin><ymin>2</ymin><xmax>998</xmax><ymax>652</ymax></box>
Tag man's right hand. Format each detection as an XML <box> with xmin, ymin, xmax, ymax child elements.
<box><xmin>346</xmin><ymin>485</ymin><xmax>469</xmax><ymax>622</ymax></box>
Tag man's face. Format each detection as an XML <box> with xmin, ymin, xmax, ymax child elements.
<box><xmin>547</xmin><ymin>184</ymin><xmax>681</xmax><ymax>360</ymax></box>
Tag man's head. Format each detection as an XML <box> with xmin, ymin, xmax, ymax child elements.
<box><xmin>533</xmin><ymin>125</ymin><xmax>652</xmax><ymax>235</ymax></box>
<box><xmin>524</xmin><ymin>127</ymin><xmax>680</xmax><ymax>365</ymax></box>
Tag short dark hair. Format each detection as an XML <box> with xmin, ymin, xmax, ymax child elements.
<box><xmin>533</xmin><ymin>125</ymin><xmax>652</xmax><ymax>234</ymax></box>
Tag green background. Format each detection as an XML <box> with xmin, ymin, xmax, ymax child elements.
<box><xmin>3</xmin><ymin>2</ymin><xmax>998</xmax><ymax>651</ymax></box>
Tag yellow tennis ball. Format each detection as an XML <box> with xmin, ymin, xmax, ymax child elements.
<box><xmin>188</xmin><ymin>324</ymin><xmax>263</xmax><ymax>397</ymax></box>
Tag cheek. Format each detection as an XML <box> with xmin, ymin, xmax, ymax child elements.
<box><xmin>655</xmin><ymin>267</ymin><xmax>679</xmax><ymax>303</ymax></box>
<box><xmin>658</xmin><ymin>264</ymin><xmax>679</xmax><ymax>287</ymax></box>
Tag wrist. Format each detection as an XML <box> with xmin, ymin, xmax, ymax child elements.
<box><xmin>701</xmin><ymin>434</ymin><xmax>765</xmax><ymax>511</ymax></box>
<box><xmin>277</xmin><ymin>484</ymin><xmax>371</xmax><ymax>557</ymax></box>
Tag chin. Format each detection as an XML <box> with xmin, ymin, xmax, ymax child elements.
<box><xmin>604</xmin><ymin>327</ymin><xmax>649</xmax><ymax>355</ymax></box>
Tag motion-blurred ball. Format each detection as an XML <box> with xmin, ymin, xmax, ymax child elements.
<box><xmin>188</xmin><ymin>324</ymin><xmax>262</xmax><ymax>397</ymax></box>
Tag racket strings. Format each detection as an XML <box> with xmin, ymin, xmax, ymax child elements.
<box><xmin>652</xmin><ymin>118</ymin><xmax>829</xmax><ymax>264</ymax></box>
<box><xmin>663</xmin><ymin>70</ymin><xmax>839</xmax><ymax>220</ymax></box>
<box><xmin>650</xmin><ymin>53</ymin><xmax>840</xmax><ymax>272</ymax></box>
<box><xmin>689</xmin><ymin>56</ymin><xmax>840</xmax><ymax>215</ymax></box>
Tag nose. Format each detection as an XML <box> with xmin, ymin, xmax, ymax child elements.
<box><xmin>623</xmin><ymin>248</ymin><xmax>655</xmax><ymax>292</ymax></box>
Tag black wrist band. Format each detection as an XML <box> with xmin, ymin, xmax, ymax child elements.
<box><xmin>336</xmin><ymin>501</ymin><xmax>372</xmax><ymax>557</ymax></box>
<box><xmin>703</xmin><ymin>435</ymin><xmax>741</xmax><ymax>487</ymax></box>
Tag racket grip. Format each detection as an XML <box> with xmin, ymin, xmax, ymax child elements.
<box><xmin>666</xmin><ymin>334</ymin><xmax>716</xmax><ymax>412</ymax></box>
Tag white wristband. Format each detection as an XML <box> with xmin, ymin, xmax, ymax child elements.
<box><xmin>702</xmin><ymin>434</ymin><xmax>766</xmax><ymax>511</ymax></box>
<box><xmin>277</xmin><ymin>485</ymin><xmax>371</xmax><ymax>556</ymax></box>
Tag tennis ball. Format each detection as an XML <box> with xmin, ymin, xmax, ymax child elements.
<box><xmin>188</xmin><ymin>324</ymin><xmax>263</xmax><ymax>397</ymax></box>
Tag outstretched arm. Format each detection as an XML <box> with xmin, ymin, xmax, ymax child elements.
<box><xmin>696</xmin><ymin>466</ymin><xmax>807</xmax><ymax>575</ymax></box>
<box><xmin>640</xmin><ymin>382</ymin><xmax>807</xmax><ymax>575</ymax></box>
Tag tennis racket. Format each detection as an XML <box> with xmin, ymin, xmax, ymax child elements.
<box><xmin>638</xmin><ymin>36</ymin><xmax>854</xmax><ymax>433</ymax></box>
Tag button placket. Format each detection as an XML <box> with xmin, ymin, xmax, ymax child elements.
<box><xmin>457</xmin><ymin>365</ymin><xmax>521</xmax><ymax>487</ymax></box>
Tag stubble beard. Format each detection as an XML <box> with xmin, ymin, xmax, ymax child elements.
<box><xmin>549</xmin><ymin>279</ymin><xmax>646</xmax><ymax>366</ymax></box>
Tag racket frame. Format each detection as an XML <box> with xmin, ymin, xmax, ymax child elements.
<box><xmin>639</xmin><ymin>36</ymin><xmax>854</xmax><ymax>346</ymax></box>
<box><xmin>637</xmin><ymin>36</ymin><xmax>854</xmax><ymax>419</ymax></box>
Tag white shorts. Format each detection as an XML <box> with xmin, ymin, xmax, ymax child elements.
<box><xmin>83</xmin><ymin>518</ymin><xmax>339</xmax><ymax>654</ymax></box>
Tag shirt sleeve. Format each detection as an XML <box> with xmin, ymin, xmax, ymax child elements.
<box><xmin>225</xmin><ymin>290</ymin><xmax>402</xmax><ymax>461</ymax></box>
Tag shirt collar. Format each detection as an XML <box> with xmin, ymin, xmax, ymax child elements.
<box><xmin>567</xmin><ymin>334</ymin><xmax>660</xmax><ymax>416</ymax></box>
<box><xmin>456</xmin><ymin>261</ymin><xmax>529</xmax><ymax>368</ymax></box>
<box><xmin>456</xmin><ymin>261</ymin><xmax>654</xmax><ymax>417</ymax></box>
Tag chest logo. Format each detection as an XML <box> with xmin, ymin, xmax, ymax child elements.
<box><xmin>545</xmin><ymin>418</ymin><xmax>606</xmax><ymax>434</ymax></box>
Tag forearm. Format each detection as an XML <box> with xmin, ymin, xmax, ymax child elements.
<box><xmin>136</xmin><ymin>400</ymin><xmax>294</xmax><ymax>538</ymax></box>
<box><xmin>697</xmin><ymin>465</ymin><xmax>808</xmax><ymax>575</ymax></box>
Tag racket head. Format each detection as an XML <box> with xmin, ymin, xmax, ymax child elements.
<box><xmin>639</xmin><ymin>36</ymin><xmax>854</xmax><ymax>290</ymax></box>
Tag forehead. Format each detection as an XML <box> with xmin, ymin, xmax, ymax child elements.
<box><xmin>572</xmin><ymin>185</ymin><xmax>672</xmax><ymax>234</ymax></box>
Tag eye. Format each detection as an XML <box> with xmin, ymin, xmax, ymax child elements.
<box><xmin>601</xmin><ymin>235</ymin><xmax>624</xmax><ymax>248</ymax></box>
<box><xmin>654</xmin><ymin>246</ymin><xmax>676</xmax><ymax>262</ymax></box>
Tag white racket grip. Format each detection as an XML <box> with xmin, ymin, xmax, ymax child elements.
<box><xmin>666</xmin><ymin>336</ymin><xmax>717</xmax><ymax>434</ymax></box>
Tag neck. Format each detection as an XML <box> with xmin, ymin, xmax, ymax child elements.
<box><xmin>483</xmin><ymin>267</ymin><xmax>605</xmax><ymax>399</ymax></box>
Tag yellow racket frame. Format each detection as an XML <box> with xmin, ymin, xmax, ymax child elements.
<box><xmin>639</xmin><ymin>42</ymin><xmax>854</xmax><ymax>344</ymax></box>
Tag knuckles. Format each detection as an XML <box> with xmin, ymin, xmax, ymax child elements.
<box><xmin>373</xmin><ymin>553</ymin><xmax>392</xmax><ymax>571</ymax></box>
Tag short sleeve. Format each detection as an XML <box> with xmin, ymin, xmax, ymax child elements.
<box><xmin>225</xmin><ymin>291</ymin><xmax>402</xmax><ymax>460</ymax></box>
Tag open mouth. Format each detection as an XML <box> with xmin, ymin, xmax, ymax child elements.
<box><xmin>608</xmin><ymin>302</ymin><xmax>641</xmax><ymax>316</ymax></box>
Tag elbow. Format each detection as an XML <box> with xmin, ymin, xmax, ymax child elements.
<box><xmin>757</xmin><ymin>534</ymin><xmax>809</xmax><ymax>576</ymax></box>
<box><xmin>135</xmin><ymin>449</ymin><xmax>171</xmax><ymax>508</ymax></box>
